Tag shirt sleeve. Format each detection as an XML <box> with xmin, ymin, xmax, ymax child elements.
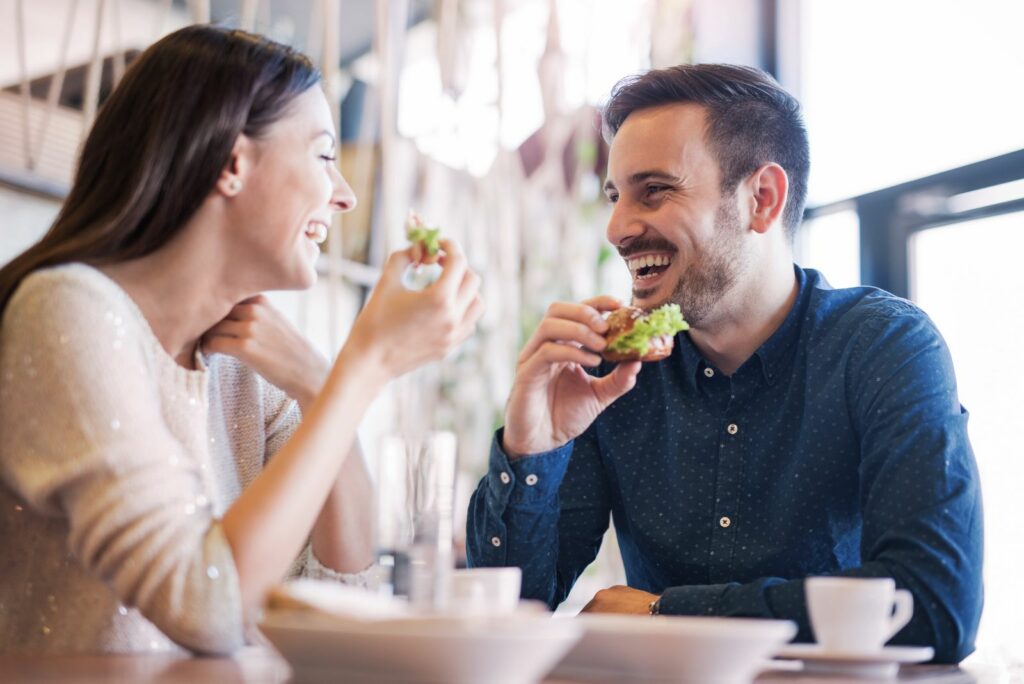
<box><xmin>466</xmin><ymin>428</ymin><xmax>612</xmax><ymax>608</ymax></box>
<box><xmin>657</xmin><ymin>304</ymin><xmax>982</xmax><ymax>664</ymax></box>
<box><xmin>0</xmin><ymin>275</ymin><xmax>245</xmax><ymax>655</ymax></box>
<box><xmin>261</xmin><ymin>376</ymin><xmax>302</xmax><ymax>461</ymax></box>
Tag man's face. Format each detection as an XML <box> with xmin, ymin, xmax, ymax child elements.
<box><xmin>604</xmin><ymin>103</ymin><xmax>748</xmax><ymax>326</ymax></box>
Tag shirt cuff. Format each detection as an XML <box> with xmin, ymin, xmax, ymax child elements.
<box><xmin>486</xmin><ymin>428</ymin><xmax>574</xmax><ymax>506</ymax></box>
<box><xmin>303</xmin><ymin>545</ymin><xmax>376</xmax><ymax>589</ymax></box>
<box><xmin>658</xmin><ymin>583</ymin><xmax>732</xmax><ymax>616</ymax></box>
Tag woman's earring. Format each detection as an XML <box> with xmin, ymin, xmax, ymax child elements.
<box><xmin>226</xmin><ymin>179</ymin><xmax>242</xmax><ymax>194</ymax></box>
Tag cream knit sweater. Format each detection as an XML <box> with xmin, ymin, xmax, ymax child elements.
<box><xmin>0</xmin><ymin>264</ymin><xmax>358</xmax><ymax>655</ymax></box>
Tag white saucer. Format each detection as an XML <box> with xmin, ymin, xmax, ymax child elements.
<box><xmin>775</xmin><ymin>644</ymin><xmax>934</xmax><ymax>679</ymax></box>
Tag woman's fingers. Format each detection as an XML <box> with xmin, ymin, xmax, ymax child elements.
<box><xmin>454</xmin><ymin>268</ymin><xmax>481</xmax><ymax>314</ymax></box>
<box><xmin>380</xmin><ymin>247</ymin><xmax>415</xmax><ymax>283</ymax></box>
<box><xmin>204</xmin><ymin>319</ymin><xmax>249</xmax><ymax>338</ymax></box>
<box><xmin>431</xmin><ymin>239</ymin><xmax>467</xmax><ymax>298</ymax></box>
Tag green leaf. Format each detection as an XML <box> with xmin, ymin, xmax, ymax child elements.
<box><xmin>407</xmin><ymin>226</ymin><xmax>441</xmax><ymax>256</ymax></box>
<box><xmin>607</xmin><ymin>303</ymin><xmax>690</xmax><ymax>356</ymax></box>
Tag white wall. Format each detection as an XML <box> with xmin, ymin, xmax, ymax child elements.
<box><xmin>0</xmin><ymin>185</ymin><xmax>60</xmax><ymax>265</ymax></box>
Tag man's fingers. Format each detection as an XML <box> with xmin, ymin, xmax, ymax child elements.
<box><xmin>581</xmin><ymin>295</ymin><xmax>625</xmax><ymax>314</ymax></box>
<box><xmin>519</xmin><ymin>317</ymin><xmax>607</xmax><ymax>362</ymax></box>
<box><xmin>544</xmin><ymin>301</ymin><xmax>612</xmax><ymax>333</ymax></box>
<box><xmin>521</xmin><ymin>341</ymin><xmax>602</xmax><ymax>370</ymax></box>
<box><xmin>590</xmin><ymin>361</ymin><xmax>641</xmax><ymax>407</ymax></box>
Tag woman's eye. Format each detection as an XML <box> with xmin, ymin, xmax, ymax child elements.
<box><xmin>320</xmin><ymin>154</ymin><xmax>337</xmax><ymax>163</ymax></box>
<box><xmin>606</xmin><ymin>193</ymin><xmax>619</xmax><ymax>204</ymax></box>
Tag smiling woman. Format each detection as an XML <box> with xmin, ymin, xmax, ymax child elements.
<box><xmin>0</xmin><ymin>25</ymin><xmax>483</xmax><ymax>656</ymax></box>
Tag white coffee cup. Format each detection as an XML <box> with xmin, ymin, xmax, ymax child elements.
<box><xmin>805</xmin><ymin>577</ymin><xmax>913</xmax><ymax>653</ymax></box>
<box><xmin>448</xmin><ymin>567</ymin><xmax>522</xmax><ymax>615</ymax></box>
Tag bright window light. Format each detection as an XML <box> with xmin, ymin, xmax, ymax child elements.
<box><xmin>799</xmin><ymin>0</ymin><xmax>1024</xmax><ymax>205</ymax></box>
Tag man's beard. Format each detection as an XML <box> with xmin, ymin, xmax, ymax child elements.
<box><xmin>632</xmin><ymin>199</ymin><xmax>747</xmax><ymax>326</ymax></box>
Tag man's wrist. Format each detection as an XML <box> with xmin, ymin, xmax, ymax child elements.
<box><xmin>648</xmin><ymin>596</ymin><xmax>662</xmax><ymax>616</ymax></box>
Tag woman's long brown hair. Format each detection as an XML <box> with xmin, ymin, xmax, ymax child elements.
<box><xmin>0</xmin><ymin>25</ymin><xmax>321</xmax><ymax>316</ymax></box>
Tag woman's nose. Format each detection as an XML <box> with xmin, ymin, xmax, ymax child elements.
<box><xmin>331</xmin><ymin>170</ymin><xmax>357</xmax><ymax>212</ymax></box>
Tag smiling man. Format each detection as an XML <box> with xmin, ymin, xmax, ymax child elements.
<box><xmin>466</xmin><ymin>64</ymin><xmax>982</xmax><ymax>663</ymax></box>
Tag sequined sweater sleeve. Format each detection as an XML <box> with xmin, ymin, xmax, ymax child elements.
<box><xmin>0</xmin><ymin>268</ymin><xmax>245</xmax><ymax>655</ymax></box>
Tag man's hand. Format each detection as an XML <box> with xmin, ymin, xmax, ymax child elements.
<box><xmin>502</xmin><ymin>296</ymin><xmax>642</xmax><ymax>458</ymax></box>
<box><xmin>580</xmin><ymin>585</ymin><xmax>660</xmax><ymax>615</ymax></box>
<box><xmin>202</xmin><ymin>295</ymin><xmax>329</xmax><ymax>410</ymax></box>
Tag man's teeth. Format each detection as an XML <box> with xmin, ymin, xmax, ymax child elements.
<box><xmin>306</xmin><ymin>222</ymin><xmax>328</xmax><ymax>244</ymax></box>
<box><xmin>627</xmin><ymin>253</ymin><xmax>672</xmax><ymax>277</ymax></box>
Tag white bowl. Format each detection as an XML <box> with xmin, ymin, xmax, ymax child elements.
<box><xmin>551</xmin><ymin>614</ymin><xmax>797</xmax><ymax>684</ymax></box>
<box><xmin>260</xmin><ymin>609</ymin><xmax>582</xmax><ymax>684</ymax></box>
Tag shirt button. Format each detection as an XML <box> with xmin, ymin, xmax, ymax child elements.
<box><xmin>499</xmin><ymin>472</ymin><xmax>511</xmax><ymax>484</ymax></box>
<box><xmin>525</xmin><ymin>474</ymin><xmax>539</xmax><ymax>486</ymax></box>
<box><xmin>704</xmin><ymin>367</ymin><xmax>715</xmax><ymax>378</ymax></box>
<box><xmin>490</xmin><ymin>536</ymin><xmax>502</xmax><ymax>548</ymax></box>
<box><xmin>727</xmin><ymin>423</ymin><xmax>739</xmax><ymax>435</ymax></box>
<box><xmin>719</xmin><ymin>516</ymin><xmax>732</xmax><ymax>528</ymax></box>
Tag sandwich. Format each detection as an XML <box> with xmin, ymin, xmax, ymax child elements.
<box><xmin>406</xmin><ymin>212</ymin><xmax>442</xmax><ymax>265</ymax></box>
<box><xmin>601</xmin><ymin>303</ymin><xmax>689</xmax><ymax>363</ymax></box>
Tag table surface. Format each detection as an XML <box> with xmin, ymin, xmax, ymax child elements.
<box><xmin>0</xmin><ymin>647</ymin><xmax>1004</xmax><ymax>684</ymax></box>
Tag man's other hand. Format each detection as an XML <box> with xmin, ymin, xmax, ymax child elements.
<box><xmin>580</xmin><ymin>585</ymin><xmax>659</xmax><ymax>615</ymax></box>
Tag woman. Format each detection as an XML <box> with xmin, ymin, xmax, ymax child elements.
<box><xmin>0</xmin><ymin>25</ymin><xmax>482</xmax><ymax>655</ymax></box>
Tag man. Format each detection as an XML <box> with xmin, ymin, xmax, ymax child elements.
<box><xmin>466</xmin><ymin>64</ymin><xmax>982</xmax><ymax>663</ymax></box>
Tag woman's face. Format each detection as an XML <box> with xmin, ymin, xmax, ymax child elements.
<box><xmin>229</xmin><ymin>87</ymin><xmax>355</xmax><ymax>292</ymax></box>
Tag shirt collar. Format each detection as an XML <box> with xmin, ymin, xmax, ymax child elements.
<box><xmin>672</xmin><ymin>264</ymin><xmax>814</xmax><ymax>389</ymax></box>
<box><xmin>753</xmin><ymin>264</ymin><xmax>814</xmax><ymax>386</ymax></box>
<box><xmin>674</xmin><ymin>329</ymin><xmax>705</xmax><ymax>392</ymax></box>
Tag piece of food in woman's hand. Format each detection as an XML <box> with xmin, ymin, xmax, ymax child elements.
<box><xmin>406</xmin><ymin>211</ymin><xmax>442</xmax><ymax>265</ymax></box>
<box><xmin>601</xmin><ymin>303</ymin><xmax>690</xmax><ymax>362</ymax></box>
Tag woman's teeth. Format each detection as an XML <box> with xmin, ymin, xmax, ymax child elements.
<box><xmin>306</xmin><ymin>222</ymin><xmax>328</xmax><ymax>244</ymax></box>
<box><xmin>627</xmin><ymin>253</ymin><xmax>672</xmax><ymax>279</ymax></box>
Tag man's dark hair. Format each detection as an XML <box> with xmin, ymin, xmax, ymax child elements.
<box><xmin>602</xmin><ymin>64</ymin><xmax>810</xmax><ymax>239</ymax></box>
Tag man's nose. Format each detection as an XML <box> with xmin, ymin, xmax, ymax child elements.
<box><xmin>606</xmin><ymin>201</ymin><xmax>644</xmax><ymax>250</ymax></box>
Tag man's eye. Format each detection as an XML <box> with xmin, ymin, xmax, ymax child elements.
<box><xmin>646</xmin><ymin>185</ymin><xmax>666</xmax><ymax>197</ymax></box>
<box><xmin>320</xmin><ymin>154</ymin><xmax>337</xmax><ymax>163</ymax></box>
<box><xmin>606</xmin><ymin>193</ymin><xmax>619</xmax><ymax>204</ymax></box>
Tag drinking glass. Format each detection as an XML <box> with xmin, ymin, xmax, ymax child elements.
<box><xmin>375</xmin><ymin>431</ymin><xmax>457</xmax><ymax>610</ymax></box>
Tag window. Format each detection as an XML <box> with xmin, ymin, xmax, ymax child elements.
<box><xmin>911</xmin><ymin>212</ymin><xmax>1024</xmax><ymax>665</ymax></box>
<box><xmin>794</xmin><ymin>206</ymin><xmax>860</xmax><ymax>288</ymax></box>
<box><xmin>796</xmin><ymin>0</ymin><xmax>1024</xmax><ymax>205</ymax></box>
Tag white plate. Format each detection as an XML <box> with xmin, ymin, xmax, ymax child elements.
<box><xmin>550</xmin><ymin>614</ymin><xmax>798</xmax><ymax>684</ymax></box>
<box><xmin>260</xmin><ymin>608</ymin><xmax>582</xmax><ymax>684</ymax></box>
<box><xmin>775</xmin><ymin>643</ymin><xmax>935</xmax><ymax>679</ymax></box>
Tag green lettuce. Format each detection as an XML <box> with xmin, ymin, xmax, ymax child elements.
<box><xmin>407</xmin><ymin>225</ymin><xmax>441</xmax><ymax>256</ymax></box>
<box><xmin>607</xmin><ymin>303</ymin><xmax>689</xmax><ymax>356</ymax></box>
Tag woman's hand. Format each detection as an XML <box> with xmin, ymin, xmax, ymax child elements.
<box><xmin>345</xmin><ymin>239</ymin><xmax>484</xmax><ymax>381</ymax></box>
<box><xmin>202</xmin><ymin>295</ymin><xmax>330</xmax><ymax>410</ymax></box>
<box><xmin>501</xmin><ymin>295</ymin><xmax>641</xmax><ymax>458</ymax></box>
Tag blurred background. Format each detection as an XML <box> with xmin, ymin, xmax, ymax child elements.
<box><xmin>1</xmin><ymin>0</ymin><xmax>1021</xmax><ymax>670</ymax></box>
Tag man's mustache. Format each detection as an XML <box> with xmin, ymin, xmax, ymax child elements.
<box><xmin>617</xmin><ymin>239</ymin><xmax>677</xmax><ymax>259</ymax></box>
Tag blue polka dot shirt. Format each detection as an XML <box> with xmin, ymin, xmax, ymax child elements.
<box><xmin>467</xmin><ymin>266</ymin><xmax>982</xmax><ymax>664</ymax></box>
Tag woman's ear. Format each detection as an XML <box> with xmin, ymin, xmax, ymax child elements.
<box><xmin>216</xmin><ymin>134</ymin><xmax>255</xmax><ymax>198</ymax></box>
<box><xmin>746</xmin><ymin>163</ymin><xmax>789</xmax><ymax>235</ymax></box>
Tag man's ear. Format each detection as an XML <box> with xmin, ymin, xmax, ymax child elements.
<box><xmin>746</xmin><ymin>162</ymin><xmax>789</xmax><ymax>235</ymax></box>
<box><xmin>216</xmin><ymin>134</ymin><xmax>255</xmax><ymax>198</ymax></box>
